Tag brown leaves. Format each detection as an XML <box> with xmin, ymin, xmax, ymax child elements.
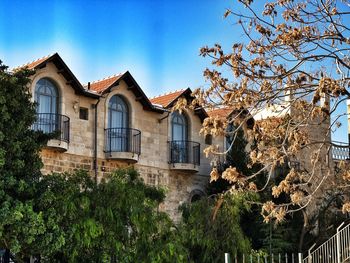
<box><xmin>223</xmin><ymin>9</ymin><xmax>232</xmax><ymax>18</ymax></box>
<box><xmin>210</xmin><ymin>168</ymin><xmax>220</xmax><ymax>183</ymax></box>
<box><xmin>222</xmin><ymin>166</ymin><xmax>242</xmax><ymax>184</ymax></box>
<box><xmin>342</xmin><ymin>202</ymin><xmax>350</xmax><ymax>214</ymax></box>
<box><xmin>256</xmin><ymin>25</ymin><xmax>272</xmax><ymax>37</ymax></box>
<box><xmin>201</xmin><ymin>116</ymin><xmax>227</xmax><ymax>137</ymax></box>
<box><xmin>261</xmin><ymin>201</ymin><xmax>287</xmax><ymax>223</ymax></box>
<box><xmin>196</xmin><ymin>0</ymin><xmax>350</xmax><ymax>222</ymax></box>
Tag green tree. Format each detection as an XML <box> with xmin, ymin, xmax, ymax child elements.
<box><xmin>35</xmin><ymin>168</ymin><xmax>189</xmax><ymax>263</ymax></box>
<box><xmin>178</xmin><ymin>191</ymin><xmax>254</xmax><ymax>263</ymax></box>
<box><xmin>0</xmin><ymin>62</ymin><xmax>50</xmax><ymax>259</ymax></box>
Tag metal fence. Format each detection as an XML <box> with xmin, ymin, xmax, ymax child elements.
<box><xmin>225</xmin><ymin>222</ymin><xmax>350</xmax><ymax>263</ymax></box>
<box><xmin>224</xmin><ymin>252</ymin><xmax>303</xmax><ymax>263</ymax></box>
<box><xmin>302</xmin><ymin>222</ymin><xmax>350</xmax><ymax>263</ymax></box>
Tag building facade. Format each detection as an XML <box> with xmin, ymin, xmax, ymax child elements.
<box><xmin>19</xmin><ymin>53</ymin><xmax>212</xmax><ymax>221</ymax></box>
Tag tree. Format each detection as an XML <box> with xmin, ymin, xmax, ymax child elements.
<box><xmin>34</xmin><ymin>168</ymin><xmax>189</xmax><ymax>263</ymax></box>
<box><xmin>178</xmin><ymin>191</ymin><xmax>254</xmax><ymax>263</ymax></box>
<box><xmin>0</xmin><ymin>62</ymin><xmax>50</xmax><ymax>259</ymax></box>
<box><xmin>181</xmin><ymin>0</ymin><xmax>350</xmax><ymax>222</ymax></box>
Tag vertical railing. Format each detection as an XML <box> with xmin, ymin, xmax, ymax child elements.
<box><xmin>224</xmin><ymin>252</ymin><xmax>303</xmax><ymax>263</ymax></box>
<box><xmin>302</xmin><ymin>222</ymin><xmax>350</xmax><ymax>263</ymax></box>
<box><xmin>32</xmin><ymin>113</ymin><xmax>70</xmax><ymax>142</ymax></box>
<box><xmin>332</xmin><ymin>142</ymin><xmax>350</xmax><ymax>160</ymax></box>
<box><xmin>105</xmin><ymin>127</ymin><xmax>141</xmax><ymax>156</ymax></box>
<box><xmin>168</xmin><ymin>140</ymin><xmax>200</xmax><ymax>166</ymax></box>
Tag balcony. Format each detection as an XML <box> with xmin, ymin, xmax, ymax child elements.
<box><xmin>168</xmin><ymin>140</ymin><xmax>200</xmax><ymax>172</ymax></box>
<box><xmin>332</xmin><ymin>142</ymin><xmax>350</xmax><ymax>161</ymax></box>
<box><xmin>105</xmin><ymin>128</ymin><xmax>141</xmax><ymax>162</ymax></box>
<box><xmin>32</xmin><ymin>113</ymin><xmax>70</xmax><ymax>151</ymax></box>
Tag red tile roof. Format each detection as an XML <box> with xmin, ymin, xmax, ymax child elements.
<box><xmin>150</xmin><ymin>89</ymin><xmax>187</xmax><ymax>108</ymax></box>
<box><xmin>207</xmin><ymin>107</ymin><xmax>233</xmax><ymax>118</ymax></box>
<box><xmin>13</xmin><ymin>54</ymin><xmax>55</xmax><ymax>71</ymax></box>
<box><xmin>88</xmin><ymin>74</ymin><xmax>123</xmax><ymax>93</ymax></box>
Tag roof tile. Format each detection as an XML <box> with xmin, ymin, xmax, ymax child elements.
<box><xmin>207</xmin><ymin>107</ymin><xmax>233</xmax><ymax>118</ymax></box>
<box><xmin>13</xmin><ymin>54</ymin><xmax>55</xmax><ymax>71</ymax></box>
<box><xmin>150</xmin><ymin>90</ymin><xmax>186</xmax><ymax>108</ymax></box>
<box><xmin>88</xmin><ymin>74</ymin><xmax>123</xmax><ymax>93</ymax></box>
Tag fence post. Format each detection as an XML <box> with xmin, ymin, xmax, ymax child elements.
<box><xmin>337</xmin><ymin>222</ymin><xmax>344</xmax><ymax>263</ymax></box>
<box><xmin>298</xmin><ymin>253</ymin><xmax>302</xmax><ymax>263</ymax></box>
<box><xmin>307</xmin><ymin>243</ymin><xmax>315</xmax><ymax>263</ymax></box>
<box><xmin>225</xmin><ymin>253</ymin><xmax>231</xmax><ymax>263</ymax></box>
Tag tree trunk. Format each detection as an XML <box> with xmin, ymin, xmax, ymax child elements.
<box><xmin>299</xmin><ymin>210</ymin><xmax>309</xmax><ymax>252</ymax></box>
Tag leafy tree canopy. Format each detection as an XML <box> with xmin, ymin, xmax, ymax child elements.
<box><xmin>0</xmin><ymin>62</ymin><xmax>50</xmax><ymax>258</ymax></box>
<box><xmin>34</xmin><ymin>168</ymin><xmax>189</xmax><ymax>263</ymax></box>
<box><xmin>178</xmin><ymin>191</ymin><xmax>255</xmax><ymax>263</ymax></box>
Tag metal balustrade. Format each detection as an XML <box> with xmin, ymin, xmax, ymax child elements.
<box><xmin>302</xmin><ymin>222</ymin><xmax>350</xmax><ymax>263</ymax></box>
<box><xmin>168</xmin><ymin>140</ymin><xmax>200</xmax><ymax>166</ymax></box>
<box><xmin>32</xmin><ymin>113</ymin><xmax>70</xmax><ymax>143</ymax></box>
<box><xmin>105</xmin><ymin>128</ymin><xmax>141</xmax><ymax>156</ymax></box>
<box><xmin>332</xmin><ymin>142</ymin><xmax>350</xmax><ymax>161</ymax></box>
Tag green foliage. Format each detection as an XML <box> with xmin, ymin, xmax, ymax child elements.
<box><xmin>0</xmin><ymin>61</ymin><xmax>51</xmax><ymax>259</ymax></box>
<box><xmin>241</xmin><ymin>173</ymin><xmax>304</xmax><ymax>254</ymax></box>
<box><xmin>35</xmin><ymin>168</ymin><xmax>188</xmax><ymax>262</ymax></box>
<box><xmin>206</xmin><ymin>120</ymin><xmax>302</xmax><ymax>254</ymax></box>
<box><xmin>178</xmin><ymin>191</ymin><xmax>255</xmax><ymax>263</ymax></box>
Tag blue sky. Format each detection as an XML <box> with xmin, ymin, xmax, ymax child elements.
<box><xmin>0</xmin><ymin>0</ymin><xmax>348</xmax><ymax>142</ymax></box>
<box><xmin>0</xmin><ymin>0</ymin><xmax>237</xmax><ymax>97</ymax></box>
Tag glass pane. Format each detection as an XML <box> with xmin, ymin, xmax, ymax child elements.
<box><xmin>38</xmin><ymin>95</ymin><xmax>51</xmax><ymax>113</ymax></box>
<box><xmin>108</xmin><ymin>96</ymin><xmax>129</xmax><ymax>152</ymax></box>
<box><xmin>173</xmin><ymin>124</ymin><xmax>184</xmax><ymax>141</ymax></box>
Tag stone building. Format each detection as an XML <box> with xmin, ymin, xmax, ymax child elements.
<box><xmin>17</xmin><ymin>53</ymin><xmax>212</xmax><ymax>221</ymax></box>
<box><xmin>17</xmin><ymin>52</ymin><xmax>340</xmax><ymax>221</ymax></box>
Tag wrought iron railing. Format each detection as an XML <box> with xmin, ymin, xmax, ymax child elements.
<box><xmin>332</xmin><ymin>141</ymin><xmax>350</xmax><ymax>160</ymax></box>
<box><xmin>105</xmin><ymin>128</ymin><xmax>141</xmax><ymax>156</ymax></box>
<box><xmin>168</xmin><ymin>140</ymin><xmax>200</xmax><ymax>166</ymax></box>
<box><xmin>32</xmin><ymin>113</ymin><xmax>70</xmax><ymax>143</ymax></box>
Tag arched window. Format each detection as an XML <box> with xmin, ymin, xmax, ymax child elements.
<box><xmin>34</xmin><ymin>78</ymin><xmax>59</xmax><ymax>133</ymax></box>
<box><xmin>171</xmin><ymin>112</ymin><xmax>188</xmax><ymax>163</ymax></box>
<box><xmin>171</xmin><ymin>112</ymin><xmax>187</xmax><ymax>141</ymax></box>
<box><xmin>35</xmin><ymin>78</ymin><xmax>58</xmax><ymax>114</ymax></box>
<box><xmin>108</xmin><ymin>95</ymin><xmax>128</xmax><ymax>129</ymax></box>
<box><xmin>107</xmin><ymin>95</ymin><xmax>129</xmax><ymax>152</ymax></box>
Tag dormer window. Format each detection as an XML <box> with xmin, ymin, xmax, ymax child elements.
<box><xmin>108</xmin><ymin>95</ymin><xmax>128</xmax><ymax>129</ymax></box>
<box><xmin>171</xmin><ymin>112</ymin><xmax>187</xmax><ymax>142</ymax></box>
<box><xmin>169</xmin><ymin>111</ymin><xmax>200</xmax><ymax>170</ymax></box>
<box><xmin>105</xmin><ymin>94</ymin><xmax>141</xmax><ymax>161</ymax></box>
<box><xmin>34</xmin><ymin>78</ymin><xmax>60</xmax><ymax>134</ymax></box>
<box><xmin>35</xmin><ymin>78</ymin><xmax>58</xmax><ymax>116</ymax></box>
<box><xmin>32</xmin><ymin>78</ymin><xmax>70</xmax><ymax>150</ymax></box>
